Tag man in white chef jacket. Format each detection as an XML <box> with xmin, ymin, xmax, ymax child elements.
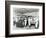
<box><xmin>24</xmin><ymin>18</ymin><xmax>27</xmax><ymax>27</ymax></box>
<box><xmin>35</xmin><ymin>17</ymin><xmax>39</xmax><ymax>28</ymax></box>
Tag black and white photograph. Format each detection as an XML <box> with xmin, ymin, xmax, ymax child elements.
<box><xmin>13</xmin><ymin>7</ymin><xmax>39</xmax><ymax>29</ymax></box>
<box><xmin>5</xmin><ymin>1</ymin><xmax>45</xmax><ymax>37</ymax></box>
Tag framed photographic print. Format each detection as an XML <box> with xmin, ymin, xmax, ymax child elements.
<box><xmin>5</xmin><ymin>1</ymin><xmax>45</xmax><ymax>37</ymax></box>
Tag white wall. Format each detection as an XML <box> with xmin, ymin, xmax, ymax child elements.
<box><xmin>0</xmin><ymin>0</ymin><xmax>46</xmax><ymax>38</ymax></box>
<box><xmin>0</xmin><ymin>0</ymin><xmax>5</xmax><ymax>37</ymax></box>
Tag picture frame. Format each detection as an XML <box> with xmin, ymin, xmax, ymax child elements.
<box><xmin>5</xmin><ymin>1</ymin><xmax>45</xmax><ymax>37</ymax></box>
